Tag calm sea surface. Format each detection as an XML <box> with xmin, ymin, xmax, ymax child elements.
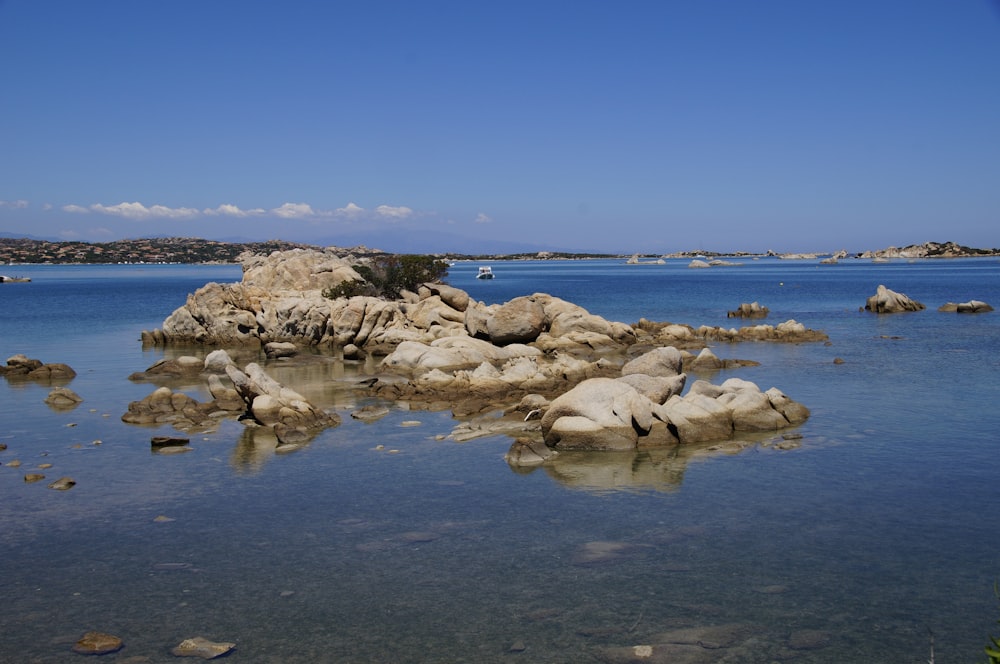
<box><xmin>1</xmin><ymin>258</ymin><xmax>999</xmax><ymax>662</ymax></box>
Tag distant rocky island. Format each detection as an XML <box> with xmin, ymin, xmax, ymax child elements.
<box><xmin>0</xmin><ymin>236</ymin><xmax>996</xmax><ymax>265</ymax></box>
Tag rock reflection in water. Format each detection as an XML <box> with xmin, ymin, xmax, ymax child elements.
<box><xmin>512</xmin><ymin>436</ymin><xmax>786</xmax><ymax>493</ymax></box>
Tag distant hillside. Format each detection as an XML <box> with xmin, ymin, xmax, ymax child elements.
<box><xmin>0</xmin><ymin>237</ymin><xmax>330</xmax><ymax>264</ymax></box>
<box><xmin>859</xmin><ymin>241</ymin><xmax>1000</xmax><ymax>259</ymax></box>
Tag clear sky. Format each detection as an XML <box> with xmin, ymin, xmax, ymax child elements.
<box><xmin>1</xmin><ymin>1</ymin><xmax>998</xmax><ymax>254</ymax></box>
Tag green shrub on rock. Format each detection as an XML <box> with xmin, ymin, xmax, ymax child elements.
<box><xmin>322</xmin><ymin>254</ymin><xmax>449</xmax><ymax>300</ymax></box>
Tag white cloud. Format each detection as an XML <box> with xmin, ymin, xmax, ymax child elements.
<box><xmin>335</xmin><ymin>202</ymin><xmax>366</xmax><ymax>218</ymax></box>
<box><xmin>474</xmin><ymin>212</ymin><xmax>492</xmax><ymax>224</ymax></box>
<box><xmin>271</xmin><ymin>202</ymin><xmax>316</xmax><ymax>219</ymax></box>
<box><xmin>374</xmin><ymin>204</ymin><xmax>414</xmax><ymax>220</ymax></box>
<box><xmin>62</xmin><ymin>204</ymin><xmax>90</xmax><ymax>214</ymax></box>
<box><xmin>203</xmin><ymin>204</ymin><xmax>265</xmax><ymax>217</ymax></box>
<box><xmin>89</xmin><ymin>202</ymin><xmax>199</xmax><ymax>220</ymax></box>
<box><xmin>0</xmin><ymin>199</ymin><xmax>28</xmax><ymax>209</ymax></box>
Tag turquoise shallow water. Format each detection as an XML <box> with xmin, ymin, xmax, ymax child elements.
<box><xmin>1</xmin><ymin>258</ymin><xmax>999</xmax><ymax>662</ymax></box>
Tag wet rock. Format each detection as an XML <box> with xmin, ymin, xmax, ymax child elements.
<box><xmin>351</xmin><ymin>404</ymin><xmax>391</xmax><ymax>422</ymax></box>
<box><xmin>45</xmin><ymin>387</ymin><xmax>83</xmax><ymax>409</ymax></box>
<box><xmin>72</xmin><ymin>630</ymin><xmax>124</xmax><ymax>655</ymax></box>
<box><xmin>129</xmin><ymin>356</ymin><xmax>204</xmax><ymax>380</ymax></box>
<box><xmin>23</xmin><ymin>473</ymin><xmax>46</xmax><ymax>483</ymax></box>
<box><xmin>264</xmin><ymin>341</ymin><xmax>298</xmax><ymax>358</ymax></box>
<box><xmin>170</xmin><ymin>636</ymin><xmax>236</xmax><ymax>659</ymax></box>
<box><xmin>504</xmin><ymin>438</ymin><xmax>558</xmax><ymax>467</ymax></box>
<box><xmin>47</xmin><ymin>477</ymin><xmax>76</xmax><ymax>490</ymax></box>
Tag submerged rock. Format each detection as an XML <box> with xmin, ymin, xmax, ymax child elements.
<box><xmin>47</xmin><ymin>477</ymin><xmax>76</xmax><ymax>490</ymax></box>
<box><xmin>72</xmin><ymin>631</ymin><xmax>124</xmax><ymax>655</ymax></box>
<box><xmin>170</xmin><ymin>636</ymin><xmax>236</xmax><ymax>659</ymax></box>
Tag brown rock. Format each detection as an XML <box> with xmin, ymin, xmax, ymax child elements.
<box><xmin>170</xmin><ymin>636</ymin><xmax>236</xmax><ymax>659</ymax></box>
<box><xmin>47</xmin><ymin>477</ymin><xmax>76</xmax><ymax>491</ymax></box>
<box><xmin>72</xmin><ymin>630</ymin><xmax>123</xmax><ymax>655</ymax></box>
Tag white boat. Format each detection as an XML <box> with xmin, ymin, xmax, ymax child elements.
<box><xmin>476</xmin><ymin>266</ymin><xmax>494</xmax><ymax>279</ymax></box>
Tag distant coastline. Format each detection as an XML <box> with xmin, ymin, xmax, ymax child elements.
<box><xmin>0</xmin><ymin>236</ymin><xmax>997</xmax><ymax>266</ymax></box>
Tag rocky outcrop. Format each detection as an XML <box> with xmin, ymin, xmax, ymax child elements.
<box><xmin>633</xmin><ymin>318</ymin><xmax>827</xmax><ymax>348</ymax></box>
<box><xmin>0</xmin><ymin>354</ymin><xmax>76</xmax><ymax>381</ymax></box>
<box><xmin>864</xmin><ymin>284</ymin><xmax>925</xmax><ymax>313</ymax></box>
<box><xmin>123</xmin><ymin>357</ymin><xmax>339</xmax><ymax>444</ymax></box>
<box><xmin>859</xmin><ymin>241</ymin><xmax>999</xmax><ymax>259</ymax></box>
<box><xmin>727</xmin><ymin>302</ymin><xmax>768</xmax><ymax>318</ymax></box>
<box><xmin>939</xmin><ymin>300</ymin><xmax>993</xmax><ymax>313</ymax></box>
<box><xmin>538</xmin><ymin>348</ymin><xmax>808</xmax><ymax>451</ymax></box>
<box><xmin>138</xmin><ymin>249</ymin><xmax>817</xmax><ymax>452</ymax></box>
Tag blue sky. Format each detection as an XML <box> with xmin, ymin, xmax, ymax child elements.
<box><xmin>1</xmin><ymin>1</ymin><xmax>998</xmax><ymax>254</ymax></box>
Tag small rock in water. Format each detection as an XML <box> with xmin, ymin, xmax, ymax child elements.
<box><xmin>153</xmin><ymin>515</ymin><xmax>176</xmax><ymax>523</ymax></box>
<box><xmin>72</xmin><ymin>630</ymin><xmax>124</xmax><ymax>655</ymax></box>
<box><xmin>170</xmin><ymin>636</ymin><xmax>236</xmax><ymax>659</ymax></box>
<box><xmin>7</xmin><ymin>459</ymin><xmax>21</xmax><ymax>467</ymax></box>
<box><xmin>47</xmin><ymin>477</ymin><xmax>76</xmax><ymax>491</ymax></box>
<box><xmin>508</xmin><ymin>640</ymin><xmax>526</xmax><ymax>652</ymax></box>
<box><xmin>23</xmin><ymin>473</ymin><xmax>46</xmax><ymax>483</ymax></box>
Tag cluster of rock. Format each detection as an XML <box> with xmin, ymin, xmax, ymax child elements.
<box><xmin>136</xmin><ymin>249</ymin><xmax>824</xmax><ymax>452</ymax></box>
<box><xmin>865</xmin><ymin>284</ymin><xmax>993</xmax><ymax>314</ymax></box>
<box><xmin>0</xmin><ymin>354</ymin><xmax>76</xmax><ymax>381</ymax></box>
<box><xmin>498</xmin><ymin>346</ymin><xmax>808</xmax><ymax>457</ymax></box>
<box><xmin>123</xmin><ymin>351</ymin><xmax>339</xmax><ymax>445</ymax></box>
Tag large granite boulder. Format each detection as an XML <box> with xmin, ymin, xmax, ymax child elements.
<box><xmin>540</xmin><ymin>378</ymin><xmax>657</xmax><ymax>451</ymax></box>
<box><xmin>486</xmin><ymin>296</ymin><xmax>547</xmax><ymax>345</ymax></box>
<box><xmin>865</xmin><ymin>284</ymin><xmax>925</xmax><ymax>313</ymax></box>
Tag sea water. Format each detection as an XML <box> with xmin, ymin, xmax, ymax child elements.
<box><xmin>1</xmin><ymin>258</ymin><xmax>999</xmax><ymax>662</ymax></box>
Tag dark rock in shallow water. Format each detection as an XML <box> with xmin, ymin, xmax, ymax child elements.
<box><xmin>47</xmin><ymin>476</ymin><xmax>76</xmax><ymax>491</ymax></box>
<box><xmin>72</xmin><ymin>630</ymin><xmax>124</xmax><ymax>655</ymax></box>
